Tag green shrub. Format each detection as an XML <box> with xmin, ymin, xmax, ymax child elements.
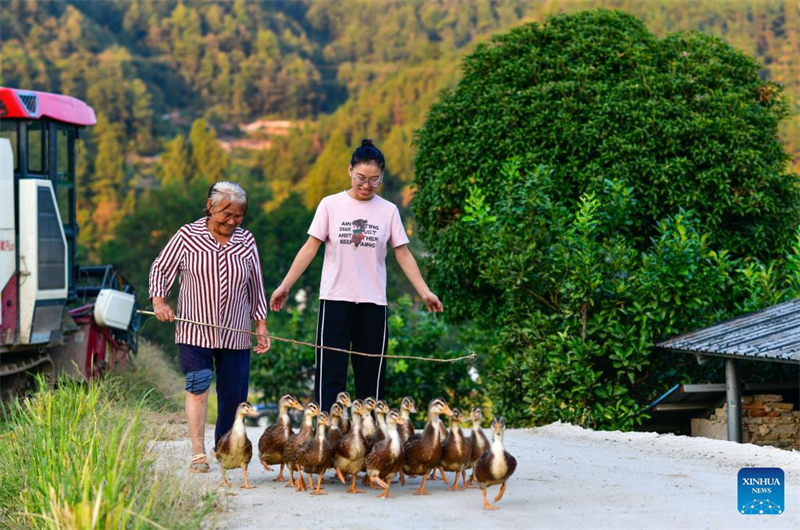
<box><xmin>412</xmin><ymin>10</ymin><xmax>800</xmax><ymax>429</ymax></box>
<box><xmin>413</xmin><ymin>9</ymin><xmax>798</xmax><ymax>322</ymax></box>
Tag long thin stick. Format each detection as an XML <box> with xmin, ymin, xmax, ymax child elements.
<box><xmin>136</xmin><ymin>310</ymin><xmax>476</xmax><ymax>364</ymax></box>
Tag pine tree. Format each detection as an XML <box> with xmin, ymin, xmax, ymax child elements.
<box><xmin>189</xmin><ymin>119</ymin><xmax>227</xmax><ymax>185</ymax></box>
<box><xmin>90</xmin><ymin>113</ymin><xmax>126</xmax><ymax>246</ymax></box>
<box><xmin>158</xmin><ymin>134</ymin><xmax>193</xmax><ymax>187</ymax></box>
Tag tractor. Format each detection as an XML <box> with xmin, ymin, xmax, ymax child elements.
<box><xmin>0</xmin><ymin>86</ymin><xmax>138</xmax><ymax>401</ymax></box>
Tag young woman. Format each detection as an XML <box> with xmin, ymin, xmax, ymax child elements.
<box><xmin>270</xmin><ymin>140</ymin><xmax>442</xmax><ymax>412</ymax></box>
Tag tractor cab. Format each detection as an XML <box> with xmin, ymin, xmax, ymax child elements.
<box><xmin>0</xmin><ymin>87</ymin><xmax>136</xmax><ymax>393</ymax></box>
<box><xmin>0</xmin><ymin>87</ymin><xmax>90</xmax><ymax>304</ymax></box>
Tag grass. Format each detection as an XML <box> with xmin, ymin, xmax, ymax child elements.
<box><xmin>0</xmin><ymin>341</ymin><xmax>219</xmax><ymax>529</ymax></box>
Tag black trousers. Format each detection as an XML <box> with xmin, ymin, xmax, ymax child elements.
<box><xmin>313</xmin><ymin>300</ymin><xmax>388</xmax><ymax>412</ymax></box>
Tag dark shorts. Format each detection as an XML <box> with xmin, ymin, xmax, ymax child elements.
<box><xmin>178</xmin><ymin>344</ymin><xmax>250</xmax><ymax>394</ymax></box>
<box><xmin>178</xmin><ymin>343</ymin><xmax>251</xmax><ymax>448</ymax></box>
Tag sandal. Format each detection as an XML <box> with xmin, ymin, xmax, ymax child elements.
<box><xmin>189</xmin><ymin>453</ymin><xmax>210</xmax><ymax>473</ymax></box>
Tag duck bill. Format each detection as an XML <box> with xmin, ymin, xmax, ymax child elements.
<box><xmin>442</xmin><ymin>404</ymin><xmax>454</xmax><ymax>416</ymax></box>
<box><xmin>291</xmin><ymin>402</ymin><xmax>304</xmax><ymax>411</ymax></box>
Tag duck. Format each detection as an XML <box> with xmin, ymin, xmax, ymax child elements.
<box><xmin>336</xmin><ymin>391</ymin><xmax>352</xmax><ymax>434</ymax></box>
<box><xmin>257</xmin><ymin>394</ymin><xmax>304</xmax><ymax>481</ymax></box>
<box><xmin>466</xmin><ymin>406</ymin><xmax>490</xmax><ymax>487</ymax></box>
<box><xmin>334</xmin><ymin>399</ymin><xmax>368</xmax><ymax>494</ymax></box>
<box><xmin>366</xmin><ymin>409</ymin><xmax>406</xmax><ymax>499</ymax></box>
<box><xmin>327</xmin><ymin>401</ymin><xmax>346</xmax><ymax>450</ymax></box>
<box><xmin>402</xmin><ymin>397</ymin><xmax>453</xmax><ymax>495</ymax></box>
<box><xmin>214</xmin><ymin>402</ymin><xmax>259</xmax><ymax>488</ymax></box>
<box><xmin>427</xmin><ymin>408</ymin><xmax>449</xmax><ymax>482</ymax></box>
<box><xmin>372</xmin><ymin>400</ymin><xmax>390</xmax><ymax>446</ymax></box>
<box><xmin>362</xmin><ymin>397</ymin><xmax>378</xmax><ymax>442</ymax></box>
<box><xmin>362</xmin><ymin>399</ymin><xmax>391</xmax><ymax>488</ymax></box>
<box><xmin>298</xmin><ymin>412</ymin><xmax>334</xmax><ymax>495</ymax></box>
<box><xmin>474</xmin><ymin>417</ymin><xmax>517</xmax><ymax>510</ymax></box>
<box><xmin>282</xmin><ymin>401</ymin><xmax>320</xmax><ymax>489</ymax></box>
<box><xmin>440</xmin><ymin>408</ymin><xmax>471</xmax><ymax>491</ymax></box>
<box><xmin>397</xmin><ymin>396</ymin><xmax>417</xmax><ymax>444</ymax></box>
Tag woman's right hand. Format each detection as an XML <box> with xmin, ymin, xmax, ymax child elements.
<box><xmin>269</xmin><ymin>284</ymin><xmax>290</xmax><ymax>312</ymax></box>
<box><xmin>152</xmin><ymin>298</ymin><xmax>176</xmax><ymax>322</ymax></box>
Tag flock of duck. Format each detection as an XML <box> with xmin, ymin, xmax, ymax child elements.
<box><xmin>212</xmin><ymin>393</ymin><xmax>517</xmax><ymax>510</ymax></box>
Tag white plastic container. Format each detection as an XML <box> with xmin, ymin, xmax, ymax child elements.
<box><xmin>94</xmin><ymin>289</ymin><xmax>135</xmax><ymax>330</ymax></box>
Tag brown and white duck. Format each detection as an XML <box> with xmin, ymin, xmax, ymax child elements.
<box><xmin>397</xmin><ymin>396</ymin><xmax>417</xmax><ymax>444</ymax></box>
<box><xmin>440</xmin><ymin>408</ymin><xmax>471</xmax><ymax>491</ymax></box>
<box><xmin>372</xmin><ymin>399</ymin><xmax>390</xmax><ymax>446</ymax></box>
<box><xmin>214</xmin><ymin>402</ymin><xmax>259</xmax><ymax>488</ymax></box>
<box><xmin>466</xmin><ymin>406</ymin><xmax>490</xmax><ymax>486</ymax></box>
<box><xmin>366</xmin><ymin>409</ymin><xmax>406</xmax><ymax>499</ymax></box>
<box><xmin>298</xmin><ymin>412</ymin><xmax>334</xmax><ymax>495</ymax></box>
<box><xmin>402</xmin><ymin>397</ymin><xmax>453</xmax><ymax>495</ymax></box>
<box><xmin>361</xmin><ymin>397</ymin><xmax>378</xmax><ymax>443</ymax></box>
<box><xmin>474</xmin><ymin>417</ymin><xmax>517</xmax><ymax>510</ymax></box>
<box><xmin>363</xmin><ymin>399</ymin><xmax>391</xmax><ymax>488</ymax></box>
<box><xmin>427</xmin><ymin>405</ymin><xmax>449</xmax><ymax>482</ymax></box>
<box><xmin>336</xmin><ymin>391</ymin><xmax>352</xmax><ymax>434</ymax></box>
<box><xmin>282</xmin><ymin>401</ymin><xmax>320</xmax><ymax>489</ymax></box>
<box><xmin>327</xmin><ymin>401</ymin><xmax>346</xmax><ymax>451</ymax></box>
<box><xmin>258</xmin><ymin>394</ymin><xmax>304</xmax><ymax>481</ymax></box>
<box><xmin>334</xmin><ymin>399</ymin><xmax>368</xmax><ymax>493</ymax></box>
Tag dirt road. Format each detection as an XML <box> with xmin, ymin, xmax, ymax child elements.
<box><xmin>153</xmin><ymin>422</ymin><xmax>800</xmax><ymax>529</ymax></box>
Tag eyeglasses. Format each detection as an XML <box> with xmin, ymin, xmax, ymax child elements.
<box><xmin>352</xmin><ymin>174</ymin><xmax>383</xmax><ymax>187</ymax></box>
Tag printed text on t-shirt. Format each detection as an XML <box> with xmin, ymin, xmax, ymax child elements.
<box><xmin>338</xmin><ymin>219</ymin><xmax>380</xmax><ymax>249</ymax></box>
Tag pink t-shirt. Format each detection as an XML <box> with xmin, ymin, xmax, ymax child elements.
<box><xmin>308</xmin><ymin>191</ymin><xmax>410</xmax><ymax>305</ymax></box>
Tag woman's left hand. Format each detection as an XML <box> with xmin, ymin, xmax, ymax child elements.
<box><xmin>422</xmin><ymin>291</ymin><xmax>444</xmax><ymax>313</ymax></box>
<box><xmin>254</xmin><ymin>320</ymin><xmax>271</xmax><ymax>354</ymax></box>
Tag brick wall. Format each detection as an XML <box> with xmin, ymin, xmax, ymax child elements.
<box><xmin>691</xmin><ymin>394</ymin><xmax>800</xmax><ymax>450</ymax></box>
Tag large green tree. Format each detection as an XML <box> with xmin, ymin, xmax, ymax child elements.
<box><xmin>412</xmin><ymin>10</ymin><xmax>800</xmax><ymax>428</ymax></box>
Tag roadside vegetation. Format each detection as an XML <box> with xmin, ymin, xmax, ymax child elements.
<box><xmin>0</xmin><ymin>341</ymin><xmax>216</xmax><ymax>530</ymax></box>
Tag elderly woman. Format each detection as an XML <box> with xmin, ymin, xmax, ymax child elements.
<box><xmin>149</xmin><ymin>181</ymin><xmax>270</xmax><ymax>473</ymax></box>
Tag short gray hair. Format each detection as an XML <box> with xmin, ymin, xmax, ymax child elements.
<box><xmin>205</xmin><ymin>181</ymin><xmax>247</xmax><ymax>215</ymax></box>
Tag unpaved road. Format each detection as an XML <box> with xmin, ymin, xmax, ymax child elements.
<box><xmin>152</xmin><ymin>422</ymin><xmax>800</xmax><ymax>529</ymax></box>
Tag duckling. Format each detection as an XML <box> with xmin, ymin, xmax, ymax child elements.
<box><xmin>373</xmin><ymin>400</ymin><xmax>390</xmax><ymax>446</ymax></box>
<box><xmin>258</xmin><ymin>394</ymin><xmax>304</xmax><ymax>481</ymax></box>
<box><xmin>334</xmin><ymin>399</ymin><xmax>368</xmax><ymax>494</ymax></box>
<box><xmin>466</xmin><ymin>407</ymin><xmax>490</xmax><ymax>487</ymax></box>
<box><xmin>474</xmin><ymin>417</ymin><xmax>517</xmax><ymax>510</ymax></box>
<box><xmin>366</xmin><ymin>409</ymin><xmax>406</xmax><ymax>499</ymax></box>
<box><xmin>363</xmin><ymin>399</ymin><xmax>391</xmax><ymax>488</ymax></box>
<box><xmin>214</xmin><ymin>402</ymin><xmax>259</xmax><ymax>488</ymax></box>
<box><xmin>402</xmin><ymin>397</ymin><xmax>453</xmax><ymax>495</ymax></box>
<box><xmin>397</xmin><ymin>396</ymin><xmax>417</xmax><ymax>444</ymax></box>
<box><xmin>362</xmin><ymin>397</ymin><xmax>378</xmax><ymax>443</ymax></box>
<box><xmin>336</xmin><ymin>391</ymin><xmax>352</xmax><ymax>434</ymax></box>
<box><xmin>283</xmin><ymin>402</ymin><xmax>320</xmax><ymax>489</ymax></box>
<box><xmin>427</xmin><ymin>410</ymin><xmax>449</xmax><ymax>482</ymax></box>
<box><xmin>327</xmin><ymin>401</ymin><xmax>346</xmax><ymax>450</ymax></box>
<box><xmin>440</xmin><ymin>408</ymin><xmax>471</xmax><ymax>491</ymax></box>
<box><xmin>298</xmin><ymin>412</ymin><xmax>334</xmax><ymax>495</ymax></box>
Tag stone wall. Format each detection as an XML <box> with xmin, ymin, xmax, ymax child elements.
<box><xmin>690</xmin><ymin>394</ymin><xmax>800</xmax><ymax>450</ymax></box>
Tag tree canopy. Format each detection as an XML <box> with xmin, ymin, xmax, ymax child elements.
<box><xmin>414</xmin><ymin>9</ymin><xmax>800</xmax><ymax>322</ymax></box>
<box><xmin>412</xmin><ymin>10</ymin><xmax>800</xmax><ymax>428</ymax></box>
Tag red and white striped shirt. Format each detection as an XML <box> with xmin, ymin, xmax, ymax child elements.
<box><xmin>149</xmin><ymin>218</ymin><xmax>268</xmax><ymax>350</ymax></box>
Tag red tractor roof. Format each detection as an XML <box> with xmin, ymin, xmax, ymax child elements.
<box><xmin>0</xmin><ymin>87</ymin><xmax>96</xmax><ymax>126</ymax></box>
